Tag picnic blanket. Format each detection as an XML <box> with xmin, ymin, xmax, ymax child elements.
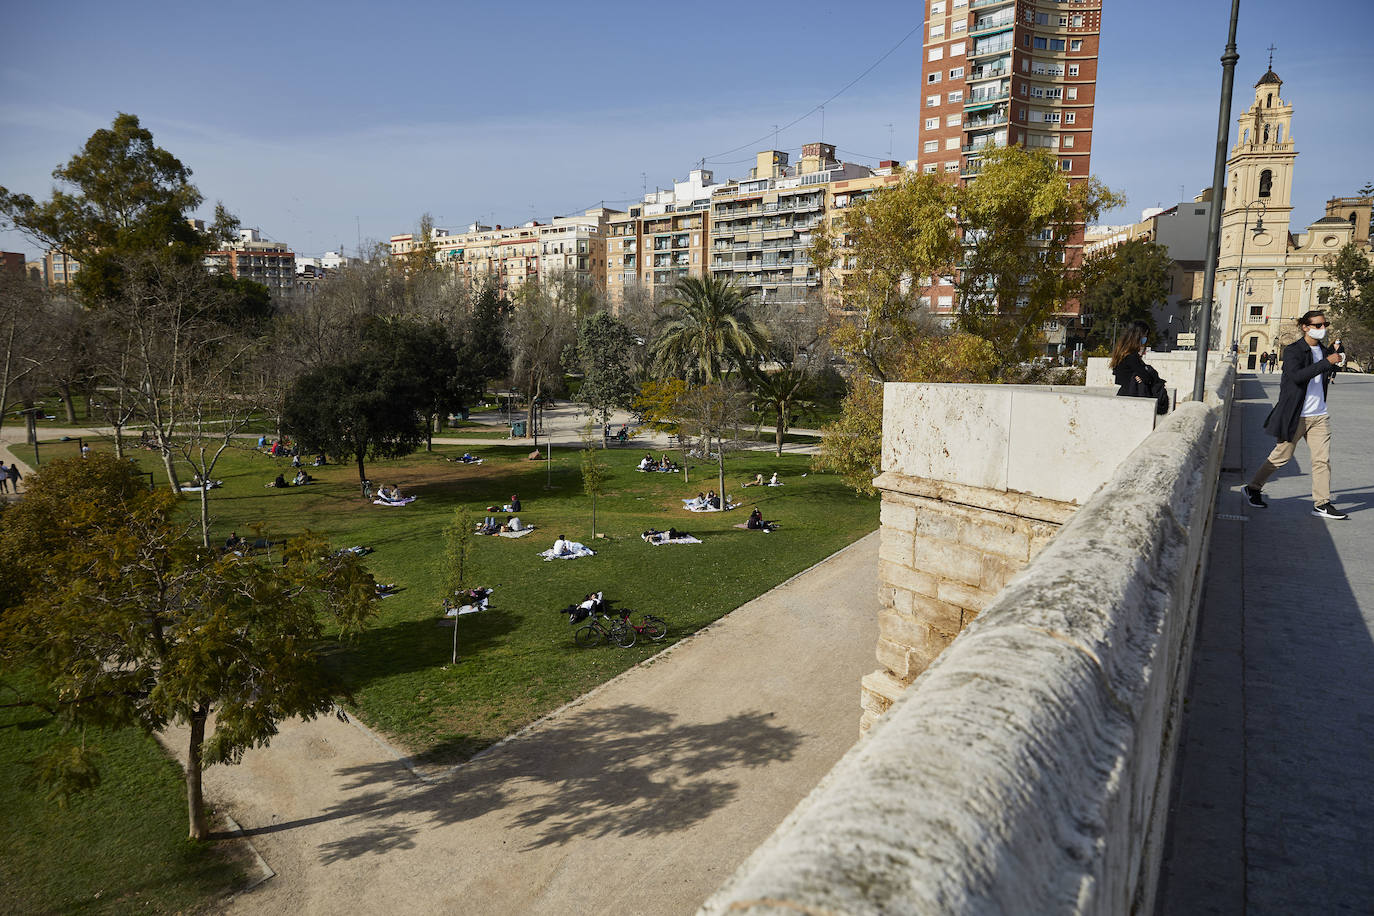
<box><xmin>733</xmin><ymin>522</ymin><xmax>777</xmax><ymax>532</ymax></box>
<box><xmin>451</xmin><ymin>457</ymin><xmax>484</xmax><ymax>465</ymax></box>
<box><xmin>684</xmin><ymin>500</ymin><xmax>739</xmax><ymax>513</ymax></box>
<box><xmin>538</xmin><ymin>542</ymin><xmax>595</xmax><ymax>561</ymax></box>
<box><xmin>644</xmin><ymin>533</ymin><xmax>702</xmax><ymax>546</ymax></box>
<box><xmin>497</xmin><ymin>526</ymin><xmax>536</xmax><ymax>538</ymax></box>
<box><xmin>373</xmin><ymin>496</ymin><xmax>417</xmax><ymax>507</ymax></box>
<box><xmin>180</xmin><ymin>480</ymin><xmax>222</xmax><ymax>492</ymax></box>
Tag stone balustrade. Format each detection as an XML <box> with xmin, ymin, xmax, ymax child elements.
<box><xmin>702</xmin><ymin>359</ymin><xmax>1235</xmax><ymax>915</ymax></box>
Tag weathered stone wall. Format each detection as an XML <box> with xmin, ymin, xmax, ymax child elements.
<box><xmin>702</xmin><ymin>361</ymin><xmax>1235</xmax><ymax>916</ymax></box>
<box><xmin>861</xmin><ymin>383</ymin><xmax>1161</xmax><ymax>730</ymax></box>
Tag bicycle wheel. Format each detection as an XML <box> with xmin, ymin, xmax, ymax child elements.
<box><xmin>610</xmin><ymin>622</ymin><xmax>637</xmax><ymax>648</ymax></box>
<box><xmin>641</xmin><ymin>616</ymin><xmax>668</xmax><ymax>641</ymax></box>
<box><xmin>574</xmin><ymin>624</ymin><xmax>602</xmax><ymax>648</ymax></box>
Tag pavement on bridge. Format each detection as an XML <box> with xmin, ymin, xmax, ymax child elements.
<box><xmin>1158</xmin><ymin>371</ymin><xmax>1374</xmax><ymax>913</ymax></box>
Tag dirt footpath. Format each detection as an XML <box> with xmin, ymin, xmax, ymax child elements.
<box><xmin>166</xmin><ymin>531</ymin><xmax>880</xmax><ymax>915</ymax></box>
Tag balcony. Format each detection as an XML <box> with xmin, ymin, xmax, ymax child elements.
<box><xmin>969</xmin><ymin>37</ymin><xmax>1014</xmax><ymax>59</ymax></box>
<box><xmin>971</xmin><ymin>17</ymin><xmax>1014</xmax><ymax>35</ymax></box>
<box><xmin>971</xmin><ymin>0</ymin><xmax>1013</xmax><ymax>7</ymax></box>
<box><xmin>965</xmin><ymin>88</ymin><xmax>1010</xmax><ymax>106</ymax></box>
<box><xmin>964</xmin><ymin>113</ymin><xmax>1009</xmax><ymax>130</ymax></box>
<box><xmin>968</xmin><ymin>64</ymin><xmax>1011</xmax><ymax>81</ymax></box>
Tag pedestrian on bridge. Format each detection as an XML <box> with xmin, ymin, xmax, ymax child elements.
<box><xmin>1245</xmin><ymin>310</ymin><xmax>1349</xmax><ymax>520</ymax></box>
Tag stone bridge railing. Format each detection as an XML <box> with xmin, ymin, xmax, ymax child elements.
<box><xmin>702</xmin><ymin>358</ymin><xmax>1235</xmax><ymax>915</ymax></box>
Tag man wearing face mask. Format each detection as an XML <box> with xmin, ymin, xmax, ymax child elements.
<box><xmin>1244</xmin><ymin>310</ymin><xmax>1348</xmax><ymax>519</ymax></box>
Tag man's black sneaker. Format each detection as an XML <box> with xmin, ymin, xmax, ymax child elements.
<box><xmin>1244</xmin><ymin>486</ymin><xmax>1267</xmax><ymax>508</ymax></box>
<box><xmin>1312</xmin><ymin>503</ymin><xmax>1350</xmax><ymax>520</ymax></box>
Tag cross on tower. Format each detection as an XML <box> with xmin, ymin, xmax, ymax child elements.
<box><xmin>1267</xmin><ymin>43</ymin><xmax>1278</xmax><ymax>69</ymax></box>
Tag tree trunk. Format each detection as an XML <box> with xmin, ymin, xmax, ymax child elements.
<box><xmin>591</xmin><ymin>490</ymin><xmax>597</xmax><ymax>539</ymax></box>
<box><xmin>59</xmin><ymin>383</ymin><xmax>77</xmax><ymax>424</ymax></box>
<box><xmin>775</xmin><ymin>411</ymin><xmax>786</xmax><ymax>457</ymax></box>
<box><xmin>717</xmin><ymin>439</ymin><xmax>726</xmax><ymax>513</ymax></box>
<box><xmin>199</xmin><ymin>489</ymin><xmax>211</xmax><ymax>548</ymax></box>
<box><xmin>186</xmin><ymin>706</ymin><xmax>208</xmax><ymax>840</ymax></box>
<box><xmin>356</xmin><ymin>453</ymin><xmax>368</xmax><ymax>489</ymax></box>
<box><xmin>113</xmin><ymin>423</ymin><xmax>125</xmax><ymax>459</ymax></box>
<box><xmin>160</xmin><ymin>448</ymin><xmax>181</xmax><ymax>492</ymax></box>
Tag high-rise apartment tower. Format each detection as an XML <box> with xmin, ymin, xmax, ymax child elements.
<box><xmin>917</xmin><ymin>0</ymin><xmax>1102</xmax><ymax>336</ymax></box>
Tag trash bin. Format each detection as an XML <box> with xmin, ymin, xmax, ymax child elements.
<box><xmin>511</xmin><ymin>420</ymin><xmax>526</xmax><ymax>437</ymax></box>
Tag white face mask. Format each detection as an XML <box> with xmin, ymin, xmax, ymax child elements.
<box><xmin>1308</xmin><ymin>327</ymin><xmax>1328</xmax><ymax>341</ymax></box>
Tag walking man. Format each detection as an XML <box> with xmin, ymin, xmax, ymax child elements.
<box><xmin>1244</xmin><ymin>310</ymin><xmax>1348</xmax><ymax>519</ymax></box>
<box><xmin>0</xmin><ymin>461</ymin><xmax>8</xmax><ymax>494</ymax></box>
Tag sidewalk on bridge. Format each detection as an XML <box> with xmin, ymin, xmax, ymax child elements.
<box><xmin>1158</xmin><ymin>372</ymin><xmax>1374</xmax><ymax>913</ymax></box>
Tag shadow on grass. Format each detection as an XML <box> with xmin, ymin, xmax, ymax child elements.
<box><xmin>335</xmin><ymin>610</ymin><xmax>522</xmax><ymax>688</ymax></box>
<box><xmin>233</xmin><ymin>703</ymin><xmax>801</xmax><ymax>862</ymax></box>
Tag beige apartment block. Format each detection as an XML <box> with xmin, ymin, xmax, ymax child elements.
<box><xmin>605</xmin><ymin>168</ymin><xmax>720</xmax><ymax>309</ymax></box>
<box><xmin>1214</xmin><ymin>71</ymin><xmax>1373</xmax><ymax>369</ymax></box>
<box><xmin>709</xmin><ymin>143</ymin><xmax>878</xmax><ymax>307</ymax></box>
<box><xmin>390</xmin><ymin>208</ymin><xmax>615</xmax><ymax>295</ymax></box>
<box><xmin>43</xmin><ymin>249</ymin><xmax>81</xmax><ymax>288</ymax></box>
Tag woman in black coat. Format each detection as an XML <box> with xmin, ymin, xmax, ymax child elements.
<box><xmin>1110</xmin><ymin>320</ymin><xmax>1169</xmax><ymax>414</ymax></box>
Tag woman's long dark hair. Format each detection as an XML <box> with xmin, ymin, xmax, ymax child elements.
<box><xmin>1109</xmin><ymin>320</ymin><xmax>1151</xmax><ymax>369</ymax></box>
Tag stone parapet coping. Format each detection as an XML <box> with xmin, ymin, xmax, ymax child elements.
<box><xmin>702</xmin><ymin>361</ymin><xmax>1235</xmax><ymax>916</ymax></box>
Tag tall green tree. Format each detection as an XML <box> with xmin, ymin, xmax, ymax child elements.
<box><xmin>812</xmin><ymin>171</ymin><xmax>960</xmax><ymax>382</ymax></box>
<box><xmin>0</xmin><ymin>455</ymin><xmax>376</xmax><ymax>839</ymax></box>
<box><xmin>0</xmin><ymin>112</ymin><xmax>238</xmax><ymax>304</ymax></box>
<box><xmin>579</xmin><ymin>424</ymin><xmax>610</xmax><ymax>538</ymax></box>
<box><xmin>576</xmin><ymin>311</ymin><xmax>637</xmax><ymax>430</ymax></box>
<box><xmin>651</xmin><ymin>276</ymin><xmax>766</xmax><ymax>383</ymax></box>
<box><xmin>953</xmin><ymin>147</ymin><xmax>1121</xmax><ymax>372</ymax></box>
<box><xmin>1323</xmin><ymin>241</ymin><xmax>1374</xmax><ymax>330</ymax></box>
<box><xmin>282</xmin><ymin>319</ymin><xmax>433</xmax><ymax>485</ymax></box>
<box><xmin>1079</xmin><ymin>238</ymin><xmax>1173</xmax><ymax>347</ymax></box>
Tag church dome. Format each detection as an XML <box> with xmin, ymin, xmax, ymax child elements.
<box><xmin>1255</xmin><ymin>68</ymin><xmax>1282</xmax><ymax>87</ymax></box>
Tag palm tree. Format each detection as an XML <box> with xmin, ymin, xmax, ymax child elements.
<box><xmin>651</xmin><ymin>276</ymin><xmax>767</xmax><ymax>383</ymax></box>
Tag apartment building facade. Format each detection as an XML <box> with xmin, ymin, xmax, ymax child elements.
<box><xmin>606</xmin><ymin>169</ymin><xmax>719</xmax><ymax>308</ymax></box>
<box><xmin>43</xmin><ymin>249</ymin><xmax>81</xmax><ymax>288</ymax></box>
<box><xmin>390</xmin><ymin>208</ymin><xmax>614</xmax><ymax>294</ymax></box>
<box><xmin>204</xmin><ymin>228</ymin><xmax>296</xmax><ymax>298</ymax></box>
<box><xmin>917</xmin><ymin>0</ymin><xmax>1102</xmax><ymax>343</ymax></box>
<box><xmin>709</xmin><ymin>143</ymin><xmax>875</xmax><ymax>306</ymax></box>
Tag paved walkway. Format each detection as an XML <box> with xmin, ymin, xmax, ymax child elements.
<box><xmin>161</xmin><ymin>531</ymin><xmax>879</xmax><ymax>914</ymax></box>
<box><xmin>1158</xmin><ymin>372</ymin><xmax>1374</xmax><ymax>913</ymax></box>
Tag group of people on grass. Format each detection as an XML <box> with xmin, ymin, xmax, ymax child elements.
<box><xmin>684</xmin><ymin>490</ymin><xmax>724</xmax><ymax>511</ymax></box>
<box><xmin>637</xmin><ymin>453</ymin><xmax>679</xmax><ymax>473</ymax></box>
<box><xmin>742</xmin><ymin>472</ymin><xmax>780</xmax><ymax>488</ymax></box>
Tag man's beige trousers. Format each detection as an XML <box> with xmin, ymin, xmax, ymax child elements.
<box><xmin>1249</xmin><ymin>414</ymin><xmax>1331</xmax><ymax>505</ymax></box>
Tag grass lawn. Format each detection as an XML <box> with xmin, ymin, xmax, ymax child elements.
<box><xmin>31</xmin><ymin>434</ymin><xmax>877</xmax><ymax>766</ymax></box>
<box><xmin>0</xmin><ymin>674</ymin><xmax>244</xmax><ymax>914</ymax></box>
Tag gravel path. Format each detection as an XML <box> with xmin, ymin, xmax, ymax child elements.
<box><xmin>160</xmin><ymin>531</ymin><xmax>879</xmax><ymax>915</ymax></box>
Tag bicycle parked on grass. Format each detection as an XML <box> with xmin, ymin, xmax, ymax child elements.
<box><xmin>616</xmin><ymin>609</ymin><xmax>668</xmax><ymax>642</ymax></box>
<box><xmin>572</xmin><ymin>610</ymin><xmax>637</xmax><ymax>648</ymax></box>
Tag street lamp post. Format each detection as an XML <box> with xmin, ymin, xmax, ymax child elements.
<box><xmin>1230</xmin><ymin>200</ymin><xmax>1268</xmax><ymax>361</ymax></box>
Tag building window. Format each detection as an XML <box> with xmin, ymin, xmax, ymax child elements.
<box><xmin>946</xmin><ymin>113</ymin><xmax>961</xmax><ymax>126</ymax></box>
<box><xmin>1072</xmin><ymin>15</ymin><xmax>1084</xmax><ymax>26</ymax></box>
<box><xmin>930</xmin><ymin>25</ymin><xmax>945</xmax><ymax>40</ymax></box>
<box><xmin>928</xmin><ymin>71</ymin><xmax>942</xmax><ymax>83</ymax></box>
<box><xmin>952</xmin><ymin>19</ymin><xmax>966</xmax><ymax>32</ymax></box>
<box><xmin>925</xmin><ymin>117</ymin><xmax>939</xmax><ymax>130</ymax></box>
<box><xmin>1266</xmin><ymin>92</ymin><xmax>1273</xmax><ymax>108</ymax></box>
<box><xmin>945</xmin><ymin>137</ymin><xmax>960</xmax><ymax>149</ymax></box>
<box><xmin>1070</xmin><ymin>39</ymin><xmax>1083</xmax><ymax>51</ymax></box>
<box><xmin>924</xmin><ymin>163</ymin><xmax>938</xmax><ymax>174</ymax></box>
<box><xmin>1068</xmin><ymin>64</ymin><xmax>1079</xmax><ymax>76</ymax></box>
<box><xmin>930</xmin><ymin>0</ymin><xmax>945</xmax><ymax>12</ymax></box>
<box><xmin>1061</xmin><ymin>159</ymin><xmax>1072</xmax><ymax>171</ymax></box>
<box><xmin>949</xmin><ymin>66</ymin><xmax>964</xmax><ymax>79</ymax></box>
<box><xmin>1249</xmin><ymin>305</ymin><xmax>1265</xmax><ymax>320</ymax></box>
<box><xmin>1065</xmin><ymin>112</ymin><xmax>1076</xmax><ymax>123</ymax></box>
<box><xmin>1062</xmin><ymin>135</ymin><xmax>1074</xmax><ymax>148</ymax></box>
<box><xmin>1049</xmin><ymin>38</ymin><xmax>1065</xmax><ymax>51</ymax></box>
<box><xmin>927</xmin><ymin>94</ymin><xmax>940</xmax><ymax>107</ymax></box>
<box><xmin>1066</xmin><ymin>87</ymin><xmax>1077</xmax><ymax>99</ymax></box>
<box><xmin>937</xmin><ymin>295</ymin><xmax>954</xmax><ymax>308</ymax></box>
<box><xmin>929</xmin><ymin>47</ymin><xmax>944</xmax><ymax>61</ymax></box>
<box><xmin>948</xmin><ymin>90</ymin><xmax>963</xmax><ymax>103</ymax></box>
<box><xmin>950</xmin><ymin>41</ymin><xmax>965</xmax><ymax>55</ymax></box>
<box><xmin>924</xmin><ymin>140</ymin><xmax>939</xmax><ymax>153</ymax></box>
<box><xmin>1259</xmin><ymin>169</ymin><xmax>1273</xmax><ymax>197</ymax></box>
<box><xmin>945</xmin><ymin>162</ymin><xmax>960</xmax><ymax>172</ymax></box>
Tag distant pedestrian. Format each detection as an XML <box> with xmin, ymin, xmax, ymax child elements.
<box><xmin>0</xmin><ymin>461</ymin><xmax>8</xmax><ymax>494</ymax></box>
<box><xmin>81</xmin><ymin>444</ymin><xmax>90</xmax><ymax>459</ymax></box>
<box><xmin>1245</xmin><ymin>310</ymin><xmax>1349</xmax><ymax>519</ymax></box>
<box><xmin>6</xmin><ymin>461</ymin><xmax>20</xmax><ymax>493</ymax></box>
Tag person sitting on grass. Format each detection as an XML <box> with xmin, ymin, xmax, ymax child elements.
<box><xmin>224</xmin><ymin>531</ymin><xmax>243</xmax><ymax>550</ymax></box>
<box><xmin>707</xmin><ymin>490</ymin><xmax>721</xmax><ymax>510</ymax></box>
<box><xmin>743</xmin><ymin>473</ymin><xmax>763</xmax><ymax>488</ymax></box>
<box><xmin>683</xmin><ymin>492</ymin><xmax>706</xmax><ymax>510</ymax></box>
<box><xmin>292</xmin><ymin>454</ymin><xmax>302</xmax><ymax>468</ymax></box>
<box><xmin>769</xmin><ymin>472</ymin><xmax>780</xmax><ymax>486</ymax></box>
<box><xmin>746</xmin><ymin>507</ymin><xmax>767</xmax><ymax>530</ymax></box>
<box><xmin>551</xmin><ymin>533</ymin><xmax>573</xmax><ymax>556</ymax></box>
<box><xmin>638</xmin><ymin>454</ymin><xmax>654</xmax><ymax>471</ymax></box>
<box><xmin>510</xmin><ymin>493</ymin><xmax>521</xmax><ymax>512</ymax></box>
<box><xmin>268</xmin><ymin>473</ymin><xmax>287</xmax><ymax>489</ymax></box>
<box><xmin>292</xmin><ymin>469</ymin><xmax>311</xmax><ymax>486</ymax></box>
<box><xmin>313</xmin><ymin>453</ymin><xmax>327</xmax><ymax>467</ymax></box>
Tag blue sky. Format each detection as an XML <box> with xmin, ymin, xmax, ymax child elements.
<box><xmin>3</xmin><ymin>0</ymin><xmax>1371</xmax><ymax>259</ymax></box>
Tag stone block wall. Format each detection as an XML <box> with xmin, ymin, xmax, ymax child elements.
<box><xmin>861</xmin><ymin>477</ymin><xmax>1075</xmax><ymax>731</ymax></box>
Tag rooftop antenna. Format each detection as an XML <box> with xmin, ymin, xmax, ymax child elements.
<box><xmin>819</xmin><ymin>106</ymin><xmax>826</xmax><ymax>142</ymax></box>
<box><xmin>355</xmin><ymin>216</ymin><xmax>360</xmax><ymax>257</ymax></box>
<box><xmin>887</xmin><ymin>123</ymin><xmax>895</xmax><ymax>158</ymax></box>
<box><xmin>641</xmin><ymin>172</ymin><xmax>647</xmax><ymax>197</ymax></box>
